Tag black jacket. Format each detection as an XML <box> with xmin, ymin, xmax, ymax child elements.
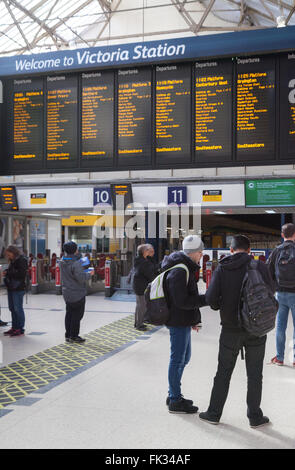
<box><xmin>162</xmin><ymin>251</ymin><xmax>206</xmax><ymax>327</ymax></box>
<box><xmin>267</xmin><ymin>240</ymin><xmax>295</xmax><ymax>293</ymax></box>
<box><xmin>5</xmin><ymin>255</ymin><xmax>28</xmax><ymax>291</ymax></box>
<box><xmin>205</xmin><ymin>252</ymin><xmax>275</xmax><ymax>331</ymax></box>
<box><xmin>132</xmin><ymin>255</ymin><xmax>157</xmax><ymax>295</ymax></box>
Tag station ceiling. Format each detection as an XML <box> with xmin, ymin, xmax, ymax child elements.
<box><xmin>0</xmin><ymin>0</ymin><xmax>295</xmax><ymax>56</ymax></box>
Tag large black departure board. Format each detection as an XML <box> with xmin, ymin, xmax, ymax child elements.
<box><xmin>118</xmin><ymin>68</ymin><xmax>152</xmax><ymax>165</ymax></box>
<box><xmin>195</xmin><ymin>60</ymin><xmax>232</xmax><ymax>162</ymax></box>
<box><xmin>280</xmin><ymin>53</ymin><xmax>295</xmax><ymax>160</ymax></box>
<box><xmin>46</xmin><ymin>75</ymin><xmax>78</xmax><ymax>168</ymax></box>
<box><xmin>81</xmin><ymin>71</ymin><xmax>114</xmax><ymax>167</ymax></box>
<box><xmin>12</xmin><ymin>78</ymin><xmax>44</xmax><ymax>170</ymax></box>
<box><xmin>156</xmin><ymin>64</ymin><xmax>191</xmax><ymax>163</ymax></box>
<box><xmin>236</xmin><ymin>56</ymin><xmax>275</xmax><ymax>161</ymax></box>
<box><xmin>2</xmin><ymin>49</ymin><xmax>295</xmax><ymax>176</ymax></box>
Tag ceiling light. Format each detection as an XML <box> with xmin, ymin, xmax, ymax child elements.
<box><xmin>214</xmin><ymin>211</ymin><xmax>226</xmax><ymax>215</ymax></box>
<box><xmin>265</xmin><ymin>210</ymin><xmax>276</xmax><ymax>214</ymax></box>
<box><xmin>41</xmin><ymin>213</ymin><xmax>61</xmax><ymax>217</ymax></box>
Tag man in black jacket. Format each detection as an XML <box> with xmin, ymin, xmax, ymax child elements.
<box><xmin>4</xmin><ymin>245</ymin><xmax>28</xmax><ymax>337</ymax></box>
<box><xmin>200</xmin><ymin>235</ymin><xmax>275</xmax><ymax>428</ymax></box>
<box><xmin>163</xmin><ymin>235</ymin><xmax>206</xmax><ymax>414</ymax></box>
<box><xmin>132</xmin><ymin>244</ymin><xmax>157</xmax><ymax>330</ymax></box>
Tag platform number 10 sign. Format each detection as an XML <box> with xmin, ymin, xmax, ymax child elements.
<box><xmin>168</xmin><ymin>186</ymin><xmax>187</xmax><ymax>205</ymax></box>
<box><xmin>93</xmin><ymin>188</ymin><xmax>112</xmax><ymax>206</ymax></box>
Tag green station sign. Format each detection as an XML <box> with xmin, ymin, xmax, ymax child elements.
<box><xmin>245</xmin><ymin>179</ymin><xmax>295</xmax><ymax>207</ymax></box>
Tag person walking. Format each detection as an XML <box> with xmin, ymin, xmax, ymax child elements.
<box><xmin>200</xmin><ymin>235</ymin><xmax>275</xmax><ymax>428</ymax></box>
<box><xmin>162</xmin><ymin>235</ymin><xmax>206</xmax><ymax>414</ymax></box>
<box><xmin>267</xmin><ymin>223</ymin><xmax>295</xmax><ymax>366</ymax></box>
<box><xmin>60</xmin><ymin>241</ymin><xmax>94</xmax><ymax>343</ymax></box>
<box><xmin>132</xmin><ymin>244</ymin><xmax>157</xmax><ymax>331</ymax></box>
<box><xmin>3</xmin><ymin>245</ymin><xmax>28</xmax><ymax>337</ymax></box>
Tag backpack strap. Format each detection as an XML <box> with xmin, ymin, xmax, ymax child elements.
<box><xmin>164</xmin><ymin>263</ymin><xmax>190</xmax><ymax>283</ymax></box>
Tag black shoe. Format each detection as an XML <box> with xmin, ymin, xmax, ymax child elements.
<box><xmin>0</xmin><ymin>320</ymin><xmax>8</xmax><ymax>327</ymax></box>
<box><xmin>166</xmin><ymin>395</ymin><xmax>193</xmax><ymax>406</ymax></box>
<box><xmin>199</xmin><ymin>411</ymin><xmax>220</xmax><ymax>425</ymax></box>
<box><xmin>168</xmin><ymin>397</ymin><xmax>198</xmax><ymax>414</ymax></box>
<box><xmin>250</xmin><ymin>416</ymin><xmax>270</xmax><ymax>428</ymax></box>
<box><xmin>65</xmin><ymin>337</ymin><xmax>71</xmax><ymax>343</ymax></box>
<box><xmin>135</xmin><ymin>325</ymin><xmax>147</xmax><ymax>331</ymax></box>
<box><xmin>69</xmin><ymin>336</ymin><xmax>86</xmax><ymax>343</ymax></box>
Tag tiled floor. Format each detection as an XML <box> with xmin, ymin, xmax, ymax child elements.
<box><xmin>0</xmin><ymin>287</ymin><xmax>294</xmax><ymax>449</ymax></box>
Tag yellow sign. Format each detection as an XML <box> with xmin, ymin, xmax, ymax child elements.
<box><xmin>202</xmin><ymin>190</ymin><xmax>222</xmax><ymax>202</ymax></box>
<box><xmin>31</xmin><ymin>193</ymin><xmax>47</xmax><ymax>204</ymax></box>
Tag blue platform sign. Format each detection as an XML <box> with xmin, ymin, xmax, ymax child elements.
<box><xmin>93</xmin><ymin>187</ymin><xmax>112</xmax><ymax>206</ymax></box>
<box><xmin>168</xmin><ymin>186</ymin><xmax>187</xmax><ymax>205</ymax></box>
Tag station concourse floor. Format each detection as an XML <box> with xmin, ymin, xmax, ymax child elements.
<box><xmin>0</xmin><ymin>285</ymin><xmax>294</xmax><ymax>449</ymax></box>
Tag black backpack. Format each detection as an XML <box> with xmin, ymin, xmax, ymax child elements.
<box><xmin>239</xmin><ymin>259</ymin><xmax>278</xmax><ymax>337</ymax></box>
<box><xmin>275</xmin><ymin>243</ymin><xmax>295</xmax><ymax>289</ymax></box>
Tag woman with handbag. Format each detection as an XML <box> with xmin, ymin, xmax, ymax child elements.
<box><xmin>3</xmin><ymin>245</ymin><xmax>28</xmax><ymax>337</ymax></box>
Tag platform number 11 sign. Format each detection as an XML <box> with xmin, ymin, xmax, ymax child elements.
<box><xmin>168</xmin><ymin>186</ymin><xmax>187</xmax><ymax>205</ymax></box>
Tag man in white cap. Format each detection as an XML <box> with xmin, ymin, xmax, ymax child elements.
<box><xmin>162</xmin><ymin>234</ymin><xmax>207</xmax><ymax>414</ymax></box>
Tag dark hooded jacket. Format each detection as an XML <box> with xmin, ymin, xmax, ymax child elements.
<box><xmin>162</xmin><ymin>251</ymin><xmax>206</xmax><ymax>327</ymax></box>
<box><xmin>5</xmin><ymin>255</ymin><xmax>28</xmax><ymax>291</ymax></box>
<box><xmin>205</xmin><ymin>252</ymin><xmax>275</xmax><ymax>331</ymax></box>
<box><xmin>132</xmin><ymin>255</ymin><xmax>157</xmax><ymax>296</ymax></box>
<box><xmin>60</xmin><ymin>254</ymin><xmax>91</xmax><ymax>303</ymax></box>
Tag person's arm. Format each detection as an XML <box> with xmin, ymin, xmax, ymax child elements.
<box><xmin>166</xmin><ymin>268</ymin><xmax>203</xmax><ymax>310</ymax></box>
<box><xmin>266</xmin><ymin>249</ymin><xmax>277</xmax><ymax>285</ymax></box>
<box><xmin>72</xmin><ymin>263</ymin><xmax>91</xmax><ymax>284</ymax></box>
<box><xmin>205</xmin><ymin>267</ymin><xmax>221</xmax><ymax>310</ymax></box>
<box><xmin>258</xmin><ymin>261</ymin><xmax>276</xmax><ymax>294</ymax></box>
<box><xmin>142</xmin><ymin>260</ymin><xmax>156</xmax><ymax>283</ymax></box>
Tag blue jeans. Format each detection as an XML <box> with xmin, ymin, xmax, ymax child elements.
<box><xmin>276</xmin><ymin>292</ymin><xmax>295</xmax><ymax>362</ymax></box>
<box><xmin>167</xmin><ymin>326</ymin><xmax>192</xmax><ymax>402</ymax></box>
<box><xmin>7</xmin><ymin>290</ymin><xmax>25</xmax><ymax>331</ymax></box>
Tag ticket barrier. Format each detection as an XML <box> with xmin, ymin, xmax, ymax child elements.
<box><xmin>105</xmin><ymin>259</ymin><xmax>115</xmax><ymax>297</ymax></box>
<box><xmin>206</xmin><ymin>261</ymin><xmax>213</xmax><ymax>289</ymax></box>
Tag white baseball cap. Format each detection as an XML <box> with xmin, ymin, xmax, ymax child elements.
<box><xmin>182</xmin><ymin>235</ymin><xmax>204</xmax><ymax>253</ymax></box>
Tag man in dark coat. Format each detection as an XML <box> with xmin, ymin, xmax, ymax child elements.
<box><xmin>200</xmin><ymin>235</ymin><xmax>275</xmax><ymax>428</ymax></box>
<box><xmin>132</xmin><ymin>244</ymin><xmax>157</xmax><ymax>330</ymax></box>
<box><xmin>4</xmin><ymin>245</ymin><xmax>28</xmax><ymax>336</ymax></box>
<box><xmin>163</xmin><ymin>235</ymin><xmax>207</xmax><ymax>414</ymax></box>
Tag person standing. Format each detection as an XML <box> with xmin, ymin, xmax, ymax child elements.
<box><xmin>200</xmin><ymin>235</ymin><xmax>274</xmax><ymax>428</ymax></box>
<box><xmin>4</xmin><ymin>245</ymin><xmax>28</xmax><ymax>337</ymax></box>
<box><xmin>60</xmin><ymin>241</ymin><xmax>94</xmax><ymax>343</ymax></box>
<box><xmin>163</xmin><ymin>235</ymin><xmax>206</xmax><ymax>414</ymax></box>
<box><xmin>267</xmin><ymin>223</ymin><xmax>295</xmax><ymax>366</ymax></box>
<box><xmin>132</xmin><ymin>244</ymin><xmax>157</xmax><ymax>331</ymax></box>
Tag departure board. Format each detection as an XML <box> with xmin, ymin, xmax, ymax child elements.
<box><xmin>236</xmin><ymin>56</ymin><xmax>275</xmax><ymax>161</ymax></box>
<box><xmin>280</xmin><ymin>54</ymin><xmax>295</xmax><ymax>159</ymax></box>
<box><xmin>46</xmin><ymin>75</ymin><xmax>78</xmax><ymax>168</ymax></box>
<box><xmin>118</xmin><ymin>68</ymin><xmax>152</xmax><ymax>164</ymax></box>
<box><xmin>156</xmin><ymin>64</ymin><xmax>191</xmax><ymax>162</ymax></box>
<box><xmin>195</xmin><ymin>60</ymin><xmax>232</xmax><ymax>162</ymax></box>
<box><xmin>0</xmin><ymin>186</ymin><xmax>18</xmax><ymax>211</ymax></box>
<box><xmin>13</xmin><ymin>78</ymin><xmax>44</xmax><ymax>169</ymax></box>
<box><xmin>81</xmin><ymin>71</ymin><xmax>114</xmax><ymax>166</ymax></box>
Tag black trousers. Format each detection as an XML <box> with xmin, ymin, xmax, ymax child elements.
<box><xmin>65</xmin><ymin>297</ymin><xmax>86</xmax><ymax>339</ymax></box>
<box><xmin>207</xmin><ymin>328</ymin><xmax>267</xmax><ymax>422</ymax></box>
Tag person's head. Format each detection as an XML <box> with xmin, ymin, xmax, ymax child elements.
<box><xmin>5</xmin><ymin>245</ymin><xmax>21</xmax><ymax>261</ymax></box>
<box><xmin>281</xmin><ymin>223</ymin><xmax>295</xmax><ymax>241</ymax></box>
<box><xmin>63</xmin><ymin>241</ymin><xmax>78</xmax><ymax>256</ymax></box>
<box><xmin>182</xmin><ymin>235</ymin><xmax>204</xmax><ymax>264</ymax></box>
<box><xmin>230</xmin><ymin>235</ymin><xmax>251</xmax><ymax>254</ymax></box>
<box><xmin>137</xmin><ymin>244</ymin><xmax>154</xmax><ymax>259</ymax></box>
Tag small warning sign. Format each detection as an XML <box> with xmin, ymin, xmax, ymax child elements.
<box><xmin>202</xmin><ymin>190</ymin><xmax>222</xmax><ymax>202</ymax></box>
